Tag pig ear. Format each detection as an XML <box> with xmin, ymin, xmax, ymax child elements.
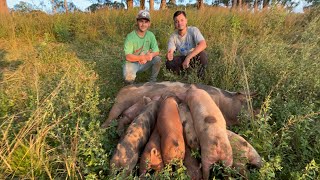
<box><xmin>150</xmin><ymin>148</ymin><xmax>159</xmax><ymax>164</ymax></box>
<box><xmin>236</xmin><ymin>91</ymin><xmax>258</xmax><ymax>101</ymax></box>
<box><xmin>143</xmin><ymin>96</ymin><xmax>152</xmax><ymax>104</ymax></box>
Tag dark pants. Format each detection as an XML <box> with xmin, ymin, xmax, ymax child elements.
<box><xmin>165</xmin><ymin>51</ymin><xmax>208</xmax><ymax>78</ymax></box>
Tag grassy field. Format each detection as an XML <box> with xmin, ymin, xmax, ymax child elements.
<box><xmin>0</xmin><ymin>7</ymin><xmax>319</xmax><ymax>179</ymax></box>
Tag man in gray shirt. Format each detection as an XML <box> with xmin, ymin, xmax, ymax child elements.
<box><xmin>166</xmin><ymin>10</ymin><xmax>208</xmax><ymax>78</ymax></box>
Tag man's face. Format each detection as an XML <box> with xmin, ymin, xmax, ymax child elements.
<box><xmin>137</xmin><ymin>19</ymin><xmax>150</xmax><ymax>33</ymax></box>
<box><xmin>174</xmin><ymin>14</ymin><xmax>187</xmax><ymax>31</ymax></box>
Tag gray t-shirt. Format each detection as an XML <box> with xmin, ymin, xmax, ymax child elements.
<box><xmin>168</xmin><ymin>26</ymin><xmax>205</xmax><ymax>56</ymax></box>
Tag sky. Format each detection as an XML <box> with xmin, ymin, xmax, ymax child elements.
<box><xmin>7</xmin><ymin>0</ymin><xmax>307</xmax><ymax>13</ymax></box>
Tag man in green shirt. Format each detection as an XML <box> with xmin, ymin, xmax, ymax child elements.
<box><xmin>123</xmin><ymin>10</ymin><xmax>162</xmax><ymax>84</ymax></box>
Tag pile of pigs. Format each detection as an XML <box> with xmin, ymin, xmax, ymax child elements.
<box><xmin>101</xmin><ymin>81</ymin><xmax>262</xmax><ymax>179</ymax></box>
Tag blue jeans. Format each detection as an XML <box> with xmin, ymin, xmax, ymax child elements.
<box><xmin>123</xmin><ymin>56</ymin><xmax>161</xmax><ymax>83</ymax></box>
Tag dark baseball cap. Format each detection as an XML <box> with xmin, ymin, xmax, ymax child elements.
<box><xmin>136</xmin><ymin>10</ymin><xmax>150</xmax><ymax>21</ymax></box>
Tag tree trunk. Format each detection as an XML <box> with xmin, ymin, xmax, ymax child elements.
<box><xmin>238</xmin><ymin>0</ymin><xmax>242</xmax><ymax>10</ymax></box>
<box><xmin>169</xmin><ymin>0</ymin><xmax>176</xmax><ymax>5</ymax></box>
<box><xmin>197</xmin><ymin>0</ymin><xmax>204</xmax><ymax>9</ymax></box>
<box><xmin>0</xmin><ymin>0</ymin><xmax>9</xmax><ymax>14</ymax></box>
<box><xmin>127</xmin><ymin>0</ymin><xmax>133</xmax><ymax>9</ymax></box>
<box><xmin>232</xmin><ymin>0</ymin><xmax>237</xmax><ymax>9</ymax></box>
<box><xmin>160</xmin><ymin>0</ymin><xmax>166</xmax><ymax>10</ymax></box>
<box><xmin>254</xmin><ymin>0</ymin><xmax>259</xmax><ymax>12</ymax></box>
<box><xmin>140</xmin><ymin>0</ymin><xmax>145</xmax><ymax>9</ymax></box>
<box><xmin>51</xmin><ymin>0</ymin><xmax>56</xmax><ymax>14</ymax></box>
<box><xmin>263</xmin><ymin>0</ymin><xmax>270</xmax><ymax>9</ymax></box>
<box><xmin>64</xmin><ymin>0</ymin><xmax>68</xmax><ymax>14</ymax></box>
<box><xmin>149</xmin><ymin>0</ymin><xmax>154</xmax><ymax>10</ymax></box>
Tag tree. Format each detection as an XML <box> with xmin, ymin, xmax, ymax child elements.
<box><xmin>140</xmin><ymin>0</ymin><xmax>145</xmax><ymax>9</ymax></box>
<box><xmin>51</xmin><ymin>0</ymin><xmax>78</xmax><ymax>13</ymax></box>
<box><xmin>14</xmin><ymin>1</ymin><xmax>34</xmax><ymax>12</ymax></box>
<box><xmin>149</xmin><ymin>0</ymin><xmax>154</xmax><ymax>10</ymax></box>
<box><xmin>197</xmin><ymin>0</ymin><xmax>204</xmax><ymax>9</ymax></box>
<box><xmin>0</xmin><ymin>0</ymin><xmax>9</xmax><ymax>14</ymax></box>
<box><xmin>263</xmin><ymin>0</ymin><xmax>270</xmax><ymax>8</ymax></box>
<box><xmin>64</xmin><ymin>0</ymin><xmax>68</xmax><ymax>14</ymax></box>
<box><xmin>127</xmin><ymin>0</ymin><xmax>133</xmax><ymax>9</ymax></box>
<box><xmin>160</xmin><ymin>0</ymin><xmax>166</xmax><ymax>9</ymax></box>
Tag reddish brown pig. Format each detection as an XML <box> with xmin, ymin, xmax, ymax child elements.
<box><xmin>184</xmin><ymin>145</ymin><xmax>202</xmax><ymax>180</ymax></box>
<box><xmin>110</xmin><ymin>100</ymin><xmax>160</xmax><ymax>173</ymax></box>
<box><xmin>101</xmin><ymin>81</ymin><xmax>255</xmax><ymax>128</ymax></box>
<box><xmin>117</xmin><ymin>96</ymin><xmax>152</xmax><ymax>134</ymax></box>
<box><xmin>227</xmin><ymin>131</ymin><xmax>262</xmax><ymax>175</ymax></box>
<box><xmin>178</xmin><ymin>103</ymin><xmax>200</xmax><ymax>150</ymax></box>
<box><xmin>139</xmin><ymin>127</ymin><xmax>164</xmax><ymax>176</ymax></box>
<box><xmin>157</xmin><ymin>95</ymin><xmax>185</xmax><ymax>165</ymax></box>
<box><xmin>185</xmin><ymin>85</ymin><xmax>233</xmax><ymax>180</ymax></box>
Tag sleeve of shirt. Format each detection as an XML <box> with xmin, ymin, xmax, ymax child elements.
<box><xmin>124</xmin><ymin>35</ymin><xmax>133</xmax><ymax>55</ymax></box>
<box><xmin>167</xmin><ymin>34</ymin><xmax>176</xmax><ymax>51</ymax></box>
<box><xmin>193</xmin><ymin>27</ymin><xmax>205</xmax><ymax>44</ymax></box>
<box><xmin>150</xmin><ymin>33</ymin><xmax>159</xmax><ymax>52</ymax></box>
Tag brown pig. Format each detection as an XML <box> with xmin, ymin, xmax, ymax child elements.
<box><xmin>157</xmin><ymin>95</ymin><xmax>185</xmax><ymax>165</ymax></box>
<box><xmin>101</xmin><ymin>81</ymin><xmax>256</xmax><ymax>128</ymax></box>
<box><xmin>178</xmin><ymin>103</ymin><xmax>200</xmax><ymax>150</ymax></box>
<box><xmin>110</xmin><ymin>100</ymin><xmax>160</xmax><ymax>173</ymax></box>
<box><xmin>184</xmin><ymin>145</ymin><xmax>202</xmax><ymax>180</ymax></box>
<box><xmin>139</xmin><ymin>127</ymin><xmax>164</xmax><ymax>175</ymax></box>
<box><xmin>117</xmin><ymin>96</ymin><xmax>152</xmax><ymax>134</ymax></box>
<box><xmin>227</xmin><ymin>131</ymin><xmax>262</xmax><ymax>175</ymax></box>
<box><xmin>185</xmin><ymin>85</ymin><xmax>233</xmax><ymax>180</ymax></box>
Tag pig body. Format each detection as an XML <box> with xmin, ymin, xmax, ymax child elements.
<box><xmin>178</xmin><ymin>103</ymin><xmax>200</xmax><ymax>150</ymax></box>
<box><xmin>157</xmin><ymin>96</ymin><xmax>185</xmax><ymax>165</ymax></box>
<box><xmin>185</xmin><ymin>85</ymin><xmax>233</xmax><ymax>180</ymax></box>
<box><xmin>139</xmin><ymin>127</ymin><xmax>163</xmax><ymax>175</ymax></box>
<box><xmin>117</xmin><ymin>96</ymin><xmax>152</xmax><ymax>133</ymax></box>
<box><xmin>110</xmin><ymin>100</ymin><xmax>160</xmax><ymax>173</ymax></box>
<box><xmin>101</xmin><ymin>81</ymin><xmax>255</xmax><ymax>128</ymax></box>
<box><xmin>227</xmin><ymin>131</ymin><xmax>262</xmax><ymax>175</ymax></box>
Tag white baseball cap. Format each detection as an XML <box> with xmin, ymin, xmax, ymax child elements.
<box><xmin>136</xmin><ymin>10</ymin><xmax>150</xmax><ymax>21</ymax></box>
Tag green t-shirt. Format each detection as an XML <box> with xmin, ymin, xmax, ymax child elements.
<box><xmin>124</xmin><ymin>30</ymin><xmax>159</xmax><ymax>56</ymax></box>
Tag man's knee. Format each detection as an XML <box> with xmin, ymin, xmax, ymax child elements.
<box><xmin>123</xmin><ymin>64</ymin><xmax>137</xmax><ymax>83</ymax></box>
<box><xmin>152</xmin><ymin>56</ymin><xmax>162</xmax><ymax>64</ymax></box>
<box><xmin>165</xmin><ymin>60</ymin><xmax>174</xmax><ymax>69</ymax></box>
<box><xmin>198</xmin><ymin>51</ymin><xmax>208</xmax><ymax>65</ymax></box>
<box><xmin>123</xmin><ymin>73</ymin><xmax>136</xmax><ymax>83</ymax></box>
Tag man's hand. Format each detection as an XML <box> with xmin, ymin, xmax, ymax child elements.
<box><xmin>139</xmin><ymin>59</ymin><xmax>147</xmax><ymax>64</ymax></box>
<box><xmin>166</xmin><ymin>51</ymin><xmax>174</xmax><ymax>61</ymax></box>
<box><xmin>182</xmin><ymin>58</ymin><xmax>191</xmax><ymax>69</ymax></box>
<box><xmin>145</xmin><ymin>51</ymin><xmax>153</xmax><ymax>61</ymax></box>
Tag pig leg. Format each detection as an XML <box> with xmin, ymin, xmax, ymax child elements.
<box><xmin>184</xmin><ymin>146</ymin><xmax>202</xmax><ymax>180</ymax></box>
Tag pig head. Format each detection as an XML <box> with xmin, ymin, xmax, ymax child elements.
<box><xmin>110</xmin><ymin>100</ymin><xmax>160</xmax><ymax>173</ymax></box>
<box><xmin>117</xmin><ymin>96</ymin><xmax>152</xmax><ymax>134</ymax></box>
<box><xmin>101</xmin><ymin>81</ymin><xmax>255</xmax><ymax>128</ymax></box>
<box><xmin>227</xmin><ymin>130</ymin><xmax>262</xmax><ymax>176</ymax></box>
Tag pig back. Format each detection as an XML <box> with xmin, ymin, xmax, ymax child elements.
<box><xmin>157</xmin><ymin>97</ymin><xmax>185</xmax><ymax>164</ymax></box>
<box><xmin>110</xmin><ymin>100</ymin><xmax>160</xmax><ymax>173</ymax></box>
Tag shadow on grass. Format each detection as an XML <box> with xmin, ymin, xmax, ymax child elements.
<box><xmin>0</xmin><ymin>49</ymin><xmax>23</xmax><ymax>81</ymax></box>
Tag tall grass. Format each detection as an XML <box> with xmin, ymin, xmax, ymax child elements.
<box><xmin>0</xmin><ymin>6</ymin><xmax>319</xmax><ymax>179</ymax></box>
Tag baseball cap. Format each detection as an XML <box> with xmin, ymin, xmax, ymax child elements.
<box><xmin>136</xmin><ymin>10</ymin><xmax>150</xmax><ymax>21</ymax></box>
